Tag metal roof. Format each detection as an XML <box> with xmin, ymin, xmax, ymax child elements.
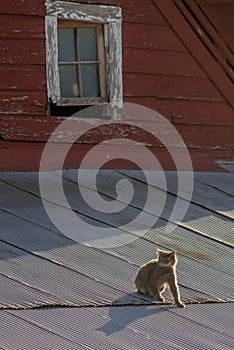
<box><xmin>0</xmin><ymin>169</ymin><xmax>233</xmax><ymax>349</ymax></box>
<box><xmin>0</xmin><ymin>304</ymin><xmax>233</xmax><ymax>349</ymax></box>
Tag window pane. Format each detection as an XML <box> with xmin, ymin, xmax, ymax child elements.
<box><xmin>58</xmin><ymin>28</ymin><xmax>76</xmax><ymax>62</ymax></box>
<box><xmin>59</xmin><ymin>65</ymin><xmax>79</xmax><ymax>97</ymax></box>
<box><xmin>81</xmin><ymin>64</ymin><xmax>100</xmax><ymax>97</ymax></box>
<box><xmin>78</xmin><ymin>28</ymin><xmax>98</xmax><ymax>61</ymax></box>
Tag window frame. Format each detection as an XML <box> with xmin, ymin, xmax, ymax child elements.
<box><xmin>45</xmin><ymin>1</ymin><xmax>123</xmax><ymax>118</ymax></box>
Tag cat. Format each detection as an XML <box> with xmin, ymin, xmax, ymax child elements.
<box><xmin>134</xmin><ymin>249</ymin><xmax>185</xmax><ymax>308</ymax></box>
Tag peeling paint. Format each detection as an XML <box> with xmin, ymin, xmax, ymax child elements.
<box><xmin>45</xmin><ymin>1</ymin><xmax>123</xmax><ymax>118</ymax></box>
<box><xmin>46</xmin><ymin>1</ymin><xmax>122</xmax><ymax>23</ymax></box>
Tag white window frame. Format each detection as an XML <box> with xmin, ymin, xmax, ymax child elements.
<box><xmin>45</xmin><ymin>1</ymin><xmax>123</xmax><ymax>119</ymax></box>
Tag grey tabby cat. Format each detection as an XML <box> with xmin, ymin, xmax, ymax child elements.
<box><xmin>134</xmin><ymin>249</ymin><xmax>185</xmax><ymax>308</ymax></box>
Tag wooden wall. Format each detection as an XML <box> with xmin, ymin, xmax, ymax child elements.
<box><xmin>0</xmin><ymin>0</ymin><xmax>233</xmax><ymax>171</ymax></box>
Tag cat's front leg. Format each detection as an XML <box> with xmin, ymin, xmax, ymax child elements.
<box><xmin>152</xmin><ymin>292</ymin><xmax>165</xmax><ymax>302</ymax></box>
<box><xmin>168</xmin><ymin>280</ymin><xmax>185</xmax><ymax>308</ymax></box>
<box><xmin>149</xmin><ymin>285</ymin><xmax>165</xmax><ymax>302</ymax></box>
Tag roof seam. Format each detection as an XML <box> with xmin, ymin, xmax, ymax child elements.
<box><xmin>2</xmin><ymin>299</ymin><xmax>233</xmax><ymax>311</ymax></box>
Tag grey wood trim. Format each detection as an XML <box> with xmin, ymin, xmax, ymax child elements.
<box><xmin>45</xmin><ymin>1</ymin><xmax>123</xmax><ymax>119</ymax></box>
<box><xmin>104</xmin><ymin>21</ymin><xmax>123</xmax><ymax>119</ymax></box>
<box><xmin>46</xmin><ymin>1</ymin><xmax>122</xmax><ymax>23</ymax></box>
<box><xmin>45</xmin><ymin>15</ymin><xmax>60</xmax><ymax>103</ymax></box>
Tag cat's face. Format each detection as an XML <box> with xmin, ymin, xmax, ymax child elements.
<box><xmin>157</xmin><ymin>250</ymin><xmax>177</xmax><ymax>267</ymax></box>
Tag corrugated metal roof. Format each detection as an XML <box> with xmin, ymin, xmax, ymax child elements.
<box><xmin>0</xmin><ymin>304</ymin><xmax>233</xmax><ymax>350</ymax></box>
<box><xmin>0</xmin><ymin>169</ymin><xmax>233</xmax><ymax>349</ymax></box>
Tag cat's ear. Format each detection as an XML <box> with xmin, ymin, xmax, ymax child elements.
<box><xmin>156</xmin><ymin>249</ymin><xmax>163</xmax><ymax>256</ymax></box>
<box><xmin>172</xmin><ymin>250</ymin><xmax>176</xmax><ymax>256</ymax></box>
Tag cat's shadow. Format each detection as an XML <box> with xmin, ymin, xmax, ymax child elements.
<box><xmin>97</xmin><ymin>292</ymin><xmax>171</xmax><ymax>336</ymax></box>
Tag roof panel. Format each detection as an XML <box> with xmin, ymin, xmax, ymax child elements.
<box><xmin>0</xmin><ymin>170</ymin><xmax>233</xmax><ymax>309</ymax></box>
<box><xmin>195</xmin><ymin>171</ymin><xmax>234</xmax><ymax>196</ymax></box>
<box><xmin>0</xmin><ymin>310</ymin><xmax>82</xmax><ymax>350</ymax></box>
<box><xmin>2</xmin><ymin>303</ymin><xmax>233</xmax><ymax>350</ymax></box>
<box><xmin>0</xmin><ymin>169</ymin><xmax>233</xmax><ymax>348</ymax></box>
<box><xmin>0</xmin><ymin>239</ymin><xmax>143</xmax><ymax>309</ymax></box>
<box><xmin>114</xmin><ymin>170</ymin><xmax>234</xmax><ymax>245</ymax></box>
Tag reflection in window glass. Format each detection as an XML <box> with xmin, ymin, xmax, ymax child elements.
<box><xmin>81</xmin><ymin>64</ymin><xmax>100</xmax><ymax>97</ymax></box>
<box><xmin>58</xmin><ymin>28</ymin><xmax>76</xmax><ymax>62</ymax></box>
<box><xmin>57</xmin><ymin>24</ymin><xmax>105</xmax><ymax>101</ymax></box>
<box><xmin>78</xmin><ymin>28</ymin><xmax>98</xmax><ymax>61</ymax></box>
<box><xmin>59</xmin><ymin>65</ymin><xmax>79</xmax><ymax>98</ymax></box>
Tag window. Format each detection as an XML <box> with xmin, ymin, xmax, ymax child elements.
<box><xmin>58</xmin><ymin>22</ymin><xmax>106</xmax><ymax>104</ymax></box>
<box><xmin>45</xmin><ymin>1</ymin><xmax>123</xmax><ymax>118</ymax></box>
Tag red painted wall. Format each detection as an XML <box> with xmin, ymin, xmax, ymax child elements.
<box><xmin>0</xmin><ymin>0</ymin><xmax>233</xmax><ymax>171</ymax></box>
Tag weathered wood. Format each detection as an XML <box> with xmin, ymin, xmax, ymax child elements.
<box><xmin>0</xmin><ymin>0</ymin><xmax>233</xmax><ymax>170</ymax></box>
<box><xmin>45</xmin><ymin>1</ymin><xmax>123</xmax><ymax>117</ymax></box>
<box><xmin>123</xmin><ymin>97</ymin><xmax>173</xmax><ymax>121</ymax></box>
<box><xmin>0</xmin><ymin>141</ymin><xmax>47</xmax><ymax>171</ymax></box>
<box><xmin>212</xmin><ymin>150</ymin><xmax>234</xmax><ymax>164</ymax></box>
<box><xmin>0</xmin><ymin>65</ymin><xmax>46</xmax><ymax>90</ymax></box>
<box><xmin>123</xmin><ymin>48</ymin><xmax>206</xmax><ymax>77</ymax></box>
<box><xmin>0</xmin><ymin>140</ymin><xmax>226</xmax><ymax>171</ymax></box>
<box><xmin>104</xmin><ymin>20</ymin><xmax>123</xmax><ymax>116</ymax></box>
<box><xmin>46</xmin><ymin>0</ymin><xmax>121</xmax><ymax>22</ymax></box>
<box><xmin>188</xmin><ymin>0</ymin><xmax>234</xmax><ymax>75</ymax></box>
<box><xmin>123</xmin><ymin>23</ymin><xmax>186</xmax><ymax>52</ymax></box>
<box><xmin>1</xmin><ymin>94</ymin><xmax>231</xmax><ymax>125</ymax></box>
<box><xmin>124</xmin><ymin>98</ymin><xmax>234</xmax><ymax>127</ymax></box>
<box><xmin>45</xmin><ymin>16</ymin><xmax>60</xmax><ymax>104</ymax></box>
<box><xmin>176</xmin><ymin>124</ymin><xmax>234</xmax><ymax>150</ymax></box>
<box><xmin>0</xmin><ymin>159</ymin><xmax>233</xmax><ymax>349</ymax></box>
<box><xmin>124</xmin><ymin>74</ymin><xmax>224</xmax><ymax>102</ymax></box>
<box><xmin>155</xmin><ymin>0</ymin><xmax>234</xmax><ymax>109</ymax></box>
<box><xmin>172</xmin><ymin>100</ymin><xmax>234</xmax><ymax>126</ymax></box>
<box><xmin>198</xmin><ymin>0</ymin><xmax>234</xmax><ymax>5</ymax></box>
<box><xmin>0</xmin><ymin>39</ymin><xmax>45</xmax><ymax>65</ymax></box>
<box><xmin>0</xmin><ymin>118</ymin><xmax>151</xmax><ymax>143</ymax></box>
<box><xmin>202</xmin><ymin>2</ymin><xmax>234</xmax><ymax>56</ymax></box>
<box><xmin>0</xmin><ymin>14</ymin><xmax>44</xmax><ymax>39</ymax></box>
<box><xmin>71</xmin><ymin>0</ymin><xmax>123</xmax><ymax>4</ymax></box>
<box><xmin>0</xmin><ymin>116</ymin><xmax>61</xmax><ymax>141</ymax></box>
<box><xmin>66</xmin><ymin>0</ymin><xmax>167</xmax><ymax>25</ymax></box>
<box><xmin>0</xmin><ymin>91</ymin><xmax>46</xmax><ymax>115</ymax></box>
<box><xmin>0</xmin><ymin>0</ymin><xmax>45</xmax><ymax>16</ymax></box>
<box><xmin>1</xmin><ymin>115</ymin><xmax>233</xmax><ymax>152</ymax></box>
<box><xmin>1</xmin><ymin>117</ymin><xmax>184</xmax><ymax>145</ymax></box>
<box><xmin>122</xmin><ymin>0</ymin><xmax>168</xmax><ymax>25</ymax></box>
